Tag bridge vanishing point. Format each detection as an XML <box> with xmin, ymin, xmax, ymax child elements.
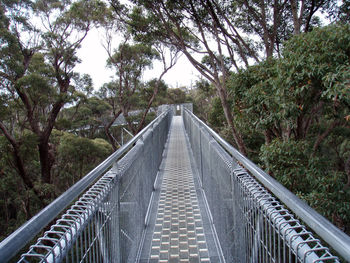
<box><xmin>0</xmin><ymin>104</ymin><xmax>350</xmax><ymax>263</ymax></box>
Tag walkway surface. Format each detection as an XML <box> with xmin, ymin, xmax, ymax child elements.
<box><xmin>139</xmin><ymin>116</ymin><xmax>221</xmax><ymax>263</ymax></box>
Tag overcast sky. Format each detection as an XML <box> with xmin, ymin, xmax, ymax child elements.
<box><xmin>75</xmin><ymin>28</ymin><xmax>200</xmax><ymax>91</ymax></box>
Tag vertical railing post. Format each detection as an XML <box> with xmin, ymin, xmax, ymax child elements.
<box><xmin>199</xmin><ymin>125</ymin><xmax>205</xmax><ymax>186</ymax></box>
<box><xmin>231</xmin><ymin>171</ymin><xmax>245</xmax><ymax>262</ymax></box>
<box><xmin>110</xmin><ymin>164</ymin><xmax>121</xmax><ymax>263</ymax></box>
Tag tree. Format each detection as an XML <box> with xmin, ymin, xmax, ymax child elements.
<box><xmin>118</xmin><ymin>0</ymin><xmax>336</xmax><ymax>154</ymax></box>
<box><xmin>101</xmin><ymin>13</ymin><xmax>179</xmax><ymax>137</ymax></box>
<box><xmin>53</xmin><ymin>131</ymin><xmax>112</xmax><ymax>192</ymax></box>
<box><xmin>0</xmin><ymin>0</ymin><xmax>113</xmax><ymax>236</ymax></box>
<box><xmin>104</xmin><ymin>42</ymin><xmax>157</xmax><ymax>134</ymax></box>
<box><xmin>190</xmin><ymin>79</ymin><xmax>216</xmax><ymax>121</ymax></box>
<box><xmin>0</xmin><ymin>0</ymin><xmax>106</xmax><ymax>186</ymax></box>
<box><xmin>224</xmin><ymin>24</ymin><xmax>350</xmax><ymax>230</ymax></box>
<box><xmin>61</xmin><ymin>96</ymin><xmax>111</xmax><ymax>138</ymax></box>
<box><xmin>124</xmin><ymin>0</ymin><xmax>249</xmax><ymax>154</ymax></box>
<box><xmin>336</xmin><ymin>0</ymin><xmax>350</xmax><ymax>23</ymax></box>
<box><xmin>0</xmin><ymin>2</ymin><xmax>109</xmax><ymax>234</ymax></box>
<box><xmin>97</xmin><ymin>82</ymin><xmax>123</xmax><ymax>150</ymax></box>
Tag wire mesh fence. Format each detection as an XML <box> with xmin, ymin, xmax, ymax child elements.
<box><xmin>2</xmin><ymin>105</ymin><xmax>349</xmax><ymax>262</ymax></box>
<box><xmin>20</xmin><ymin>171</ymin><xmax>120</xmax><ymax>263</ymax></box>
<box><xmin>0</xmin><ymin>110</ymin><xmax>172</xmax><ymax>263</ymax></box>
<box><xmin>183</xmin><ymin>109</ymin><xmax>349</xmax><ymax>263</ymax></box>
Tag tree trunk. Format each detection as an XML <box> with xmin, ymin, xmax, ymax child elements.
<box><xmin>136</xmin><ymin>85</ymin><xmax>159</xmax><ymax>134</ymax></box>
<box><xmin>104</xmin><ymin>109</ymin><xmax>122</xmax><ymax>151</ymax></box>
<box><xmin>217</xmin><ymin>86</ymin><xmax>247</xmax><ymax>155</ymax></box>
<box><xmin>344</xmin><ymin>155</ymin><xmax>350</xmax><ymax>190</ymax></box>
<box><xmin>312</xmin><ymin>120</ymin><xmax>340</xmax><ymax>154</ymax></box>
<box><xmin>22</xmin><ymin>195</ymin><xmax>32</xmax><ymax>220</ymax></box>
<box><xmin>38</xmin><ymin>139</ymin><xmax>54</xmax><ymax>184</ymax></box>
<box><xmin>0</xmin><ymin>121</ymin><xmax>39</xmax><ymax>196</ymax></box>
<box><xmin>296</xmin><ymin>114</ymin><xmax>305</xmax><ymax>139</ymax></box>
<box><xmin>105</xmin><ymin>126</ymin><xmax>117</xmax><ymax>151</ymax></box>
<box><xmin>264</xmin><ymin>129</ymin><xmax>273</xmax><ymax>144</ymax></box>
<box><xmin>290</xmin><ymin>0</ymin><xmax>301</xmax><ymax>35</ymax></box>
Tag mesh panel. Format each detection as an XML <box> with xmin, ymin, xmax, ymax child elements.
<box><xmin>183</xmin><ymin>110</ymin><xmax>339</xmax><ymax>263</ymax></box>
<box><xmin>118</xmin><ymin>140</ymin><xmax>144</xmax><ymax>262</ymax></box>
<box><xmin>208</xmin><ymin>140</ymin><xmax>234</xmax><ymax>262</ymax></box>
<box><xmin>19</xmin><ymin>112</ymin><xmax>172</xmax><ymax>263</ymax></box>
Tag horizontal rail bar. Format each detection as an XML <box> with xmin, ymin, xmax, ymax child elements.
<box><xmin>184</xmin><ymin>108</ymin><xmax>350</xmax><ymax>261</ymax></box>
<box><xmin>0</xmin><ymin>110</ymin><xmax>170</xmax><ymax>262</ymax></box>
<box><xmin>21</xmin><ymin>171</ymin><xmax>118</xmax><ymax>263</ymax></box>
<box><xmin>233</xmin><ymin>167</ymin><xmax>330</xmax><ymax>262</ymax></box>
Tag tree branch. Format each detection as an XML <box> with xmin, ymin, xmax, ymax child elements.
<box><xmin>313</xmin><ymin>120</ymin><xmax>340</xmax><ymax>154</ymax></box>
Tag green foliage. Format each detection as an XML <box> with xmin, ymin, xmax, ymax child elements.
<box><xmin>0</xmin><ymin>128</ymin><xmax>113</xmax><ymax>241</ymax></box>
<box><xmin>301</xmin><ymin>172</ymin><xmax>350</xmax><ymax>228</ymax></box>
<box><xmin>107</xmin><ymin>43</ymin><xmax>158</xmax><ymax>74</ymax></box>
<box><xmin>68</xmin><ymin>97</ymin><xmax>111</xmax><ymax>132</ymax></box>
<box><xmin>0</xmin><ymin>136</ymin><xmax>40</xmax><ymax>240</ymax></box>
<box><xmin>0</xmin><ymin>0</ymin><xmax>114</xmax><ymax>243</ymax></box>
<box><xmin>228</xmin><ymin>59</ymin><xmax>280</xmax><ymax>132</ymax></box>
<box><xmin>1</xmin><ymin>0</ymin><xmax>349</xmax><ymax>247</ymax></box>
<box><xmin>280</xmin><ymin>24</ymin><xmax>350</xmax><ymax>103</ymax></box>
<box><xmin>208</xmin><ymin>97</ymin><xmax>226</xmax><ymax>129</ymax></box>
<box><xmin>190</xmin><ymin>79</ymin><xmax>216</xmax><ymax>121</ymax></box>
<box><xmin>203</xmin><ymin>23</ymin><xmax>350</xmax><ymax>232</ymax></box>
<box><xmin>165</xmin><ymin>88</ymin><xmax>190</xmax><ymax>104</ymax></box>
<box><xmin>142</xmin><ymin>79</ymin><xmax>168</xmax><ymax>106</ymax></box>
<box><xmin>259</xmin><ymin>136</ymin><xmax>350</xmax><ymax>229</ymax></box>
<box><xmin>329</xmin><ymin>0</ymin><xmax>350</xmax><ymax>23</ymax></box>
<box><xmin>260</xmin><ymin>139</ymin><xmax>311</xmax><ymax>192</ymax></box>
<box><xmin>53</xmin><ymin>131</ymin><xmax>113</xmax><ymax>193</ymax></box>
<box><xmin>128</xmin><ymin>3</ymin><xmax>199</xmax><ymax>48</ymax></box>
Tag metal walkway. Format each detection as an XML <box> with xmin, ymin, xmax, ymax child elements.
<box><xmin>2</xmin><ymin>106</ymin><xmax>350</xmax><ymax>263</ymax></box>
<box><xmin>139</xmin><ymin>116</ymin><xmax>220</xmax><ymax>262</ymax></box>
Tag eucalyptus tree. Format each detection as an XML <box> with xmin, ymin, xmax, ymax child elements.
<box><xmin>104</xmin><ymin>42</ymin><xmax>158</xmax><ymax>134</ymax></box>
<box><xmin>329</xmin><ymin>0</ymin><xmax>350</xmax><ymax>23</ymax></box>
<box><xmin>117</xmin><ymin>0</ymin><xmax>249</xmax><ymax>154</ymax></box>
<box><xmin>0</xmin><ymin>0</ymin><xmax>106</xmax><ymax>193</ymax></box>
<box><xmin>97</xmin><ymin>82</ymin><xmax>123</xmax><ymax>150</ymax></box>
<box><xmin>100</xmin><ymin>9</ymin><xmax>180</xmax><ymax>142</ymax></box>
<box><xmin>112</xmin><ymin>0</ymin><xmax>335</xmax><ymax>154</ymax></box>
<box><xmin>223</xmin><ymin>24</ymin><xmax>350</xmax><ymax>229</ymax></box>
<box><xmin>190</xmin><ymin>79</ymin><xmax>216</xmax><ymax>121</ymax></box>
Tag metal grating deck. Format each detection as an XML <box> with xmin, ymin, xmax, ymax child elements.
<box><xmin>139</xmin><ymin>116</ymin><xmax>221</xmax><ymax>263</ymax></box>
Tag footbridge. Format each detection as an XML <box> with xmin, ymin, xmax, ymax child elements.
<box><xmin>1</xmin><ymin>106</ymin><xmax>350</xmax><ymax>262</ymax></box>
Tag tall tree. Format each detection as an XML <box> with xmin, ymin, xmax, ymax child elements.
<box><xmin>101</xmin><ymin>14</ymin><xmax>179</xmax><ymax>138</ymax></box>
<box><xmin>123</xmin><ymin>0</ymin><xmax>248</xmax><ymax>154</ymax></box>
<box><xmin>97</xmin><ymin>82</ymin><xmax>123</xmax><ymax>150</ymax></box>
<box><xmin>104</xmin><ymin>42</ymin><xmax>158</xmax><ymax>134</ymax></box>
<box><xmin>0</xmin><ymin>0</ymin><xmax>105</xmax><ymax>188</ymax></box>
<box><xmin>121</xmin><ymin>0</ymin><xmax>333</xmax><ymax>154</ymax></box>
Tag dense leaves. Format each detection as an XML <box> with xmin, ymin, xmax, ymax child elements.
<box><xmin>198</xmin><ymin>24</ymin><xmax>350</xmax><ymax>233</ymax></box>
<box><xmin>53</xmin><ymin>131</ymin><xmax>113</xmax><ymax>190</ymax></box>
<box><xmin>0</xmin><ymin>0</ymin><xmax>112</xmax><ymax>241</ymax></box>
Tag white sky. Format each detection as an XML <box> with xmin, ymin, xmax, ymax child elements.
<box><xmin>75</xmin><ymin>28</ymin><xmax>200</xmax><ymax>90</ymax></box>
<box><xmin>75</xmin><ymin>8</ymin><xmax>332</xmax><ymax>92</ymax></box>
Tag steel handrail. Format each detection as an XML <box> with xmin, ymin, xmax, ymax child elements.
<box><xmin>0</xmin><ymin>110</ymin><xmax>170</xmax><ymax>262</ymax></box>
<box><xmin>184</xmin><ymin>108</ymin><xmax>350</xmax><ymax>261</ymax></box>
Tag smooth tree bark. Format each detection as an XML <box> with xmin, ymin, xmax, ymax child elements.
<box><xmin>104</xmin><ymin>109</ymin><xmax>122</xmax><ymax>150</ymax></box>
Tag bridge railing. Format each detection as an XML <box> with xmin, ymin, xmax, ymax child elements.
<box><xmin>183</xmin><ymin>109</ymin><xmax>350</xmax><ymax>263</ymax></box>
<box><xmin>0</xmin><ymin>109</ymin><xmax>172</xmax><ymax>263</ymax></box>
